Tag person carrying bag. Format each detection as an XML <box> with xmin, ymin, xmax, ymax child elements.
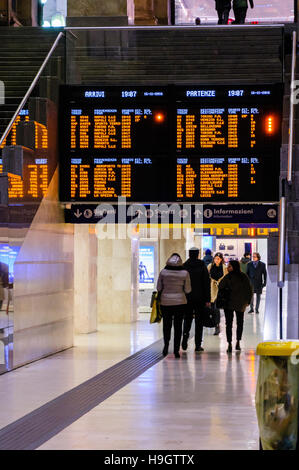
<box><xmin>217</xmin><ymin>260</ymin><xmax>253</xmax><ymax>353</ymax></box>
<box><xmin>157</xmin><ymin>253</ymin><xmax>191</xmax><ymax>358</ymax></box>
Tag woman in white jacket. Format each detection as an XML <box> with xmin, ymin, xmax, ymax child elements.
<box><xmin>157</xmin><ymin>253</ymin><xmax>191</xmax><ymax>358</ymax></box>
<box><xmin>207</xmin><ymin>252</ymin><xmax>228</xmax><ymax>335</ymax></box>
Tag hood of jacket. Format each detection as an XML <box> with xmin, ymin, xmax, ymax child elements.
<box><xmin>165</xmin><ymin>254</ymin><xmax>183</xmax><ymax>268</ymax></box>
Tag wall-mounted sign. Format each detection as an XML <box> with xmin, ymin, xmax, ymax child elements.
<box><xmin>65</xmin><ymin>203</ymin><xmax>278</xmax><ymax>226</ymax></box>
<box><xmin>139</xmin><ymin>246</ymin><xmax>155</xmax><ymax>289</ymax></box>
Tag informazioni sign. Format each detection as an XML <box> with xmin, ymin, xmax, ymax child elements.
<box><xmin>65</xmin><ymin>203</ymin><xmax>278</xmax><ymax>226</ymax></box>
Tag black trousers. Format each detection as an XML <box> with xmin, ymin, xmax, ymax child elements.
<box><xmin>217</xmin><ymin>7</ymin><xmax>230</xmax><ymax>24</ymax></box>
<box><xmin>182</xmin><ymin>304</ymin><xmax>204</xmax><ymax>348</ymax></box>
<box><xmin>212</xmin><ymin>302</ymin><xmax>221</xmax><ymax>325</ymax></box>
<box><xmin>161</xmin><ymin>305</ymin><xmax>185</xmax><ymax>353</ymax></box>
<box><xmin>233</xmin><ymin>7</ymin><xmax>248</xmax><ymax>24</ymax></box>
<box><xmin>250</xmin><ymin>293</ymin><xmax>261</xmax><ymax>311</ymax></box>
<box><xmin>224</xmin><ymin>309</ymin><xmax>244</xmax><ymax>343</ymax></box>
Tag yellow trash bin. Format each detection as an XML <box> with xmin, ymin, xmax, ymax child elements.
<box><xmin>256</xmin><ymin>341</ymin><xmax>299</xmax><ymax>450</ymax></box>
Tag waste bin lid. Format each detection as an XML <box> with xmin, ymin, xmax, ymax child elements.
<box><xmin>257</xmin><ymin>340</ymin><xmax>299</xmax><ymax>356</ymax></box>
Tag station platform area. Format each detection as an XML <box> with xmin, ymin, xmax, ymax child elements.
<box><xmin>0</xmin><ymin>297</ymin><xmax>265</xmax><ymax>451</ymax></box>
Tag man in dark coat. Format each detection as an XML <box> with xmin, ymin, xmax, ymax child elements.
<box><xmin>233</xmin><ymin>0</ymin><xmax>254</xmax><ymax>25</ymax></box>
<box><xmin>215</xmin><ymin>0</ymin><xmax>232</xmax><ymax>25</ymax></box>
<box><xmin>181</xmin><ymin>247</ymin><xmax>211</xmax><ymax>352</ymax></box>
<box><xmin>246</xmin><ymin>252</ymin><xmax>267</xmax><ymax>313</ymax></box>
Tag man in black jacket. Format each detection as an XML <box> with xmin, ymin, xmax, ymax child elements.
<box><xmin>181</xmin><ymin>247</ymin><xmax>211</xmax><ymax>352</ymax></box>
<box><xmin>233</xmin><ymin>0</ymin><xmax>254</xmax><ymax>25</ymax></box>
<box><xmin>246</xmin><ymin>252</ymin><xmax>267</xmax><ymax>313</ymax></box>
<box><xmin>215</xmin><ymin>0</ymin><xmax>232</xmax><ymax>25</ymax></box>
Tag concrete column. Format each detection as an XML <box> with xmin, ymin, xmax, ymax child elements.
<box><xmin>98</xmin><ymin>230</ymin><xmax>138</xmax><ymax>323</ymax></box>
<box><xmin>153</xmin><ymin>0</ymin><xmax>170</xmax><ymax>25</ymax></box>
<box><xmin>134</xmin><ymin>0</ymin><xmax>156</xmax><ymax>25</ymax></box>
<box><xmin>67</xmin><ymin>0</ymin><xmax>128</xmax><ymax>26</ymax></box>
<box><xmin>15</xmin><ymin>0</ymin><xmax>38</xmax><ymax>26</ymax></box>
<box><xmin>74</xmin><ymin>224</ymin><xmax>98</xmax><ymax>334</ymax></box>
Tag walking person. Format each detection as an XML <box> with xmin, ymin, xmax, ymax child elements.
<box><xmin>218</xmin><ymin>260</ymin><xmax>253</xmax><ymax>353</ymax></box>
<box><xmin>181</xmin><ymin>247</ymin><xmax>211</xmax><ymax>352</ymax></box>
<box><xmin>207</xmin><ymin>252</ymin><xmax>228</xmax><ymax>335</ymax></box>
<box><xmin>215</xmin><ymin>0</ymin><xmax>232</xmax><ymax>25</ymax></box>
<box><xmin>233</xmin><ymin>0</ymin><xmax>254</xmax><ymax>24</ymax></box>
<box><xmin>246</xmin><ymin>252</ymin><xmax>267</xmax><ymax>314</ymax></box>
<box><xmin>240</xmin><ymin>252</ymin><xmax>251</xmax><ymax>274</ymax></box>
<box><xmin>157</xmin><ymin>253</ymin><xmax>191</xmax><ymax>358</ymax></box>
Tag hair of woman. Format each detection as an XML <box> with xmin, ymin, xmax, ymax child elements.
<box><xmin>213</xmin><ymin>252</ymin><xmax>224</xmax><ymax>264</ymax></box>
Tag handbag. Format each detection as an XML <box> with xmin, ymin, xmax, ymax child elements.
<box><xmin>203</xmin><ymin>305</ymin><xmax>216</xmax><ymax>328</ymax></box>
<box><xmin>216</xmin><ymin>286</ymin><xmax>231</xmax><ymax>309</ymax></box>
<box><xmin>150</xmin><ymin>291</ymin><xmax>162</xmax><ymax>324</ymax></box>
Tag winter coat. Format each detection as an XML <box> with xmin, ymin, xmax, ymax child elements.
<box><xmin>208</xmin><ymin>263</ymin><xmax>228</xmax><ymax>303</ymax></box>
<box><xmin>218</xmin><ymin>272</ymin><xmax>253</xmax><ymax>312</ymax></box>
<box><xmin>246</xmin><ymin>261</ymin><xmax>267</xmax><ymax>295</ymax></box>
<box><xmin>240</xmin><ymin>257</ymin><xmax>250</xmax><ymax>274</ymax></box>
<box><xmin>216</xmin><ymin>0</ymin><xmax>231</xmax><ymax>10</ymax></box>
<box><xmin>233</xmin><ymin>0</ymin><xmax>254</xmax><ymax>8</ymax></box>
<box><xmin>183</xmin><ymin>258</ymin><xmax>211</xmax><ymax>306</ymax></box>
<box><xmin>157</xmin><ymin>254</ymin><xmax>191</xmax><ymax>306</ymax></box>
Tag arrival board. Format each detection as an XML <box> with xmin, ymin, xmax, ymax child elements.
<box><xmin>59</xmin><ymin>85</ymin><xmax>282</xmax><ymax>202</ymax></box>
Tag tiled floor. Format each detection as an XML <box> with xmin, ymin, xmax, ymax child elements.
<box><xmin>0</xmin><ymin>302</ymin><xmax>265</xmax><ymax>450</ymax></box>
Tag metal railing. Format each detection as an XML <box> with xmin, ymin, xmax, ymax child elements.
<box><xmin>287</xmin><ymin>30</ymin><xmax>297</xmax><ymax>183</ymax></box>
<box><xmin>0</xmin><ymin>31</ymin><xmax>65</xmax><ymax>148</ymax></box>
<box><xmin>277</xmin><ymin>29</ymin><xmax>297</xmax><ymax>339</ymax></box>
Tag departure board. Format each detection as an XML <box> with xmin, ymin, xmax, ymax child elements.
<box><xmin>176</xmin><ymin>85</ymin><xmax>282</xmax><ymax>153</ymax></box>
<box><xmin>59</xmin><ymin>85</ymin><xmax>282</xmax><ymax>203</ymax></box>
<box><xmin>176</xmin><ymin>156</ymin><xmax>279</xmax><ymax>202</ymax></box>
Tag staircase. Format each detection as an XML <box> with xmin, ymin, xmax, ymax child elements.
<box><xmin>0</xmin><ymin>27</ymin><xmax>62</xmax><ymax>141</ymax></box>
<box><xmin>71</xmin><ymin>26</ymin><xmax>284</xmax><ymax>85</ymax></box>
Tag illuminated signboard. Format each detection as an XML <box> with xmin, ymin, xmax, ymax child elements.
<box><xmin>175</xmin><ymin>86</ymin><xmax>281</xmax><ymax>153</ymax></box>
<box><xmin>176</xmin><ymin>156</ymin><xmax>279</xmax><ymax>202</ymax></box>
<box><xmin>59</xmin><ymin>85</ymin><xmax>282</xmax><ymax>203</ymax></box>
<box><xmin>0</xmin><ymin>108</ymin><xmax>51</xmax><ymax>202</ymax></box>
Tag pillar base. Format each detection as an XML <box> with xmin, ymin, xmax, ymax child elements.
<box><xmin>66</xmin><ymin>16</ymin><xmax>128</xmax><ymax>27</ymax></box>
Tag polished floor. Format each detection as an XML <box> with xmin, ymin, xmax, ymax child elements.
<box><xmin>0</xmin><ymin>300</ymin><xmax>265</xmax><ymax>450</ymax></box>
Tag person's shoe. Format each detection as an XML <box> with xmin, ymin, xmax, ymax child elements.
<box><xmin>162</xmin><ymin>345</ymin><xmax>168</xmax><ymax>357</ymax></box>
<box><xmin>236</xmin><ymin>341</ymin><xmax>241</xmax><ymax>351</ymax></box>
<box><xmin>255</xmin><ymin>310</ymin><xmax>259</xmax><ymax>314</ymax></box>
<box><xmin>174</xmin><ymin>352</ymin><xmax>180</xmax><ymax>359</ymax></box>
<box><xmin>227</xmin><ymin>343</ymin><xmax>232</xmax><ymax>353</ymax></box>
<box><xmin>214</xmin><ymin>325</ymin><xmax>220</xmax><ymax>335</ymax></box>
<box><xmin>195</xmin><ymin>346</ymin><xmax>204</xmax><ymax>352</ymax></box>
<box><xmin>248</xmin><ymin>309</ymin><xmax>254</xmax><ymax>314</ymax></box>
<box><xmin>181</xmin><ymin>335</ymin><xmax>188</xmax><ymax>351</ymax></box>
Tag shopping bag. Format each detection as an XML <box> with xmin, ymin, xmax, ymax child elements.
<box><xmin>203</xmin><ymin>305</ymin><xmax>217</xmax><ymax>328</ymax></box>
<box><xmin>150</xmin><ymin>292</ymin><xmax>162</xmax><ymax>324</ymax></box>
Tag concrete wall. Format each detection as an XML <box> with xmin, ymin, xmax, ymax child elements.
<box><xmin>67</xmin><ymin>0</ymin><xmax>127</xmax><ymax>17</ymax></box>
<box><xmin>13</xmin><ymin>169</ymin><xmax>74</xmax><ymax>369</ymax></box>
